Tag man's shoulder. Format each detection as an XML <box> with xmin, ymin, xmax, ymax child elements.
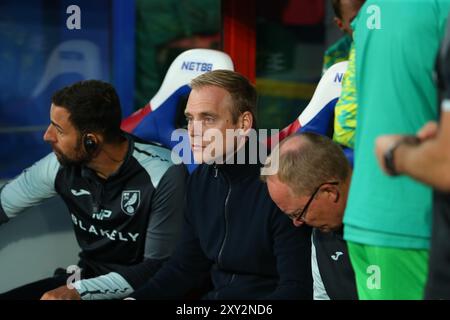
<box><xmin>326</xmin><ymin>36</ymin><xmax>352</xmax><ymax>54</ymax></box>
<box><xmin>29</xmin><ymin>152</ymin><xmax>63</xmax><ymax>180</ymax></box>
<box><xmin>131</xmin><ymin>139</ymin><xmax>186</xmax><ymax>187</ymax></box>
<box><xmin>132</xmin><ymin>140</ymin><xmax>175</xmax><ymax>166</ymax></box>
<box><xmin>323</xmin><ymin>36</ymin><xmax>352</xmax><ymax>70</ymax></box>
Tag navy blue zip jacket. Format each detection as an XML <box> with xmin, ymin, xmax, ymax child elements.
<box><xmin>131</xmin><ymin>143</ymin><xmax>313</xmax><ymax>300</ymax></box>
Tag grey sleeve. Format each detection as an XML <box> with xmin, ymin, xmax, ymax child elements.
<box><xmin>0</xmin><ymin>152</ymin><xmax>59</xmax><ymax>223</ymax></box>
<box><xmin>74</xmin><ymin>272</ymin><xmax>133</xmax><ymax>300</ymax></box>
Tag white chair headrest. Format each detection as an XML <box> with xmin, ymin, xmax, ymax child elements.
<box><xmin>150</xmin><ymin>49</ymin><xmax>234</xmax><ymax>110</ymax></box>
<box><xmin>298</xmin><ymin>61</ymin><xmax>348</xmax><ymax>126</ymax></box>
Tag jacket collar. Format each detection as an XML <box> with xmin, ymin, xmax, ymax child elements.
<box><xmin>211</xmin><ymin>139</ymin><xmax>266</xmax><ymax>182</ymax></box>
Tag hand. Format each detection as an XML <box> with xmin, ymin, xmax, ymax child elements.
<box><xmin>417</xmin><ymin>121</ymin><xmax>438</xmax><ymax>141</ymax></box>
<box><xmin>40</xmin><ymin>285</ymin><xmax>81</xmax><ymax>300</ymax></box>
<box><xmin>374</xmin><ymin>135</ymin><xmax>404</xmax><ymax>174</ymax></box>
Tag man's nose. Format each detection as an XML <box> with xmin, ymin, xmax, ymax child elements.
<box><xmin>188</xmin><ymin>120</ymin><xmax>203</xmax><ymax>137</ymax></box>
<box><xmin>43</xmin><ymin>125</ymin><xmax>54</xmax><ymax>143</ymax></box>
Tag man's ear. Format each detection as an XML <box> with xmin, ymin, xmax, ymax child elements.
<box><xmin>322</xmin><ymin>184</ymin><xmax>340</xmax><ymax>203</ymax></box>
<box><xmin>334</xmin><ymin>17</ymin><xmax>344</xmax><ymax>32</ymax></box>
<box><xmin>240</xmin><ymin>111</ymin><xmax>253</xmax><ymax>132</ymax></box>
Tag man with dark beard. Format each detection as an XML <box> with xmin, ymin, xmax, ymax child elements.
<box><xmin>0</xmin><ymin>80</ymin><xmax>187</xmax><ymax>300</ymax></box>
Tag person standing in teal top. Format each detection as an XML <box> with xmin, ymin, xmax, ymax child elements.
<box><xmin>343</xmin><ymin>0</ymin><xmax>450</xmax><ymax>299</ymax></box>
<box><xmin>374</xmin><ymin>14</ymin><xmax>450</xmax><ymax>299</ymax></box>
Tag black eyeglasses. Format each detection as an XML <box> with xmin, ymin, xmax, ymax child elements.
<box><xmin>286</xmin><ymin>181</ymin><xmax>339</xmax><ymax>221</ymax></box>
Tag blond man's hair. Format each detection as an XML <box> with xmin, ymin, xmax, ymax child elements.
<box><xmin>190</xmin><ymin>70</ymin><xmax>257</xmax><ymax>128</ymax></box>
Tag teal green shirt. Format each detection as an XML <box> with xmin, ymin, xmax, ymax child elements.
<box><xmin>343</xmin><ymin>0</ymin><xmax>450</xmax><ymax>249</ymax></box>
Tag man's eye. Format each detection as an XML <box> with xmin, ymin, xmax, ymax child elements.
<box><xmin>205</xmin><ymin>117</ymin><xmax>215</xmax><ymax>124</ymax></box>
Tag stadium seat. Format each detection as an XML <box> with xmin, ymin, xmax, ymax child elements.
<box><xmin>268</xmin><ymin>61</ymin><xmax>353</xmax><ymax>166</ymax></box>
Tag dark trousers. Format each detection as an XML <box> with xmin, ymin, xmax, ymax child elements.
<box><xmin>425</xmin><ymin>191</ymin><xmax>450</xmax><ymax>300</ymax></box>
<box><xmin>0</xmin><ymin>274</ymin><xmax>70</xmax><ymax>300</ymax></box>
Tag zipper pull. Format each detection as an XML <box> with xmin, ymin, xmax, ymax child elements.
<box><xmin>214</xmin><ymin>165</ymin><xmax>218</xmax><ymax>178</ymax></box>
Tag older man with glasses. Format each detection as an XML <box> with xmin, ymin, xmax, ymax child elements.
<box><xmin>262</xmin><ymin>132</ymin><xmax>357</xmax><ymax>300</ymax></box>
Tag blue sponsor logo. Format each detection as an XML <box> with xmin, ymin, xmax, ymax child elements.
<box><xmin>334</xmin><ymin>72</ymin><xmax>344</xmax><ymax>83</ymax></box>
<box><xmin>181</xmin><ymin>61</ymin><xmax>213</xmax><ymax>72</ymax></box>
